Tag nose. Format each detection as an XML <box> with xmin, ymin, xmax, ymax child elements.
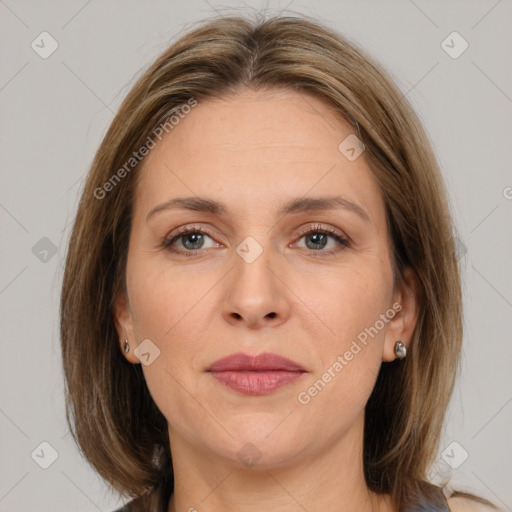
<box><xmin>222</xmin><ymin>243</ymin><xmax>291</xmax><ymax>330</ymax></box>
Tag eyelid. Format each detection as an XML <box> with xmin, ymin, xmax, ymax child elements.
<box><xmin>295</xmin><ymin>222</ymin><xmax>348</xmax><ymax>240</ymax></box>
<box><xmin>166</xmin><ymin>223</ymin><xmax>217</xmax><ymax>238</ymax></box>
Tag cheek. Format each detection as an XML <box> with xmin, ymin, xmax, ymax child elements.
<box><xmin>302</xmin><ymin>267</ymin><xmax>391</xmax><ymax>405</ymax></box>
<box><xmin>314</xmin><ymin>265</ymin><xmax>391</xmax><ymax>346</ymax></box>
<box><xmin>127</xmin><ymin>261</ymin><xmax>215</xmax><ymax>340</ymax></box>
<box><xmin>126</xmin><ymin>265</ymin><xmax>217</xmax><ymax>424</ymax></box>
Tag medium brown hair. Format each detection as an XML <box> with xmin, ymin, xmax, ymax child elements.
<box><xmin>60</xmin><ymin>11</ymin><xmax>487</xmax><ymax>511</ymax></box>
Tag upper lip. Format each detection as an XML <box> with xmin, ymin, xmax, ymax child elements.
<box><xmin>206</xmin><ymin>352</ymin><xmax>306</xmax><ymax>372</ymax></box>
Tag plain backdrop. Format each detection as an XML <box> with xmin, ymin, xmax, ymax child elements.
<box><xmin>0</xmin><ymin>1</ymin><xmax>511</xmax><ymax>511</ymax></box>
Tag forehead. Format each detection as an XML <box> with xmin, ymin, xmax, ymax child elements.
<box><xmin>134</xmin><ymin>88</ymin><xmax>384</xmax><ymax>223</ymax></box>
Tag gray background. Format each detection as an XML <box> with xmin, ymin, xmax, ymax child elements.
<box><xmin>1</xmin><ymin>1</ymin><xmax>511</xmax><ymax>511</ymax></box>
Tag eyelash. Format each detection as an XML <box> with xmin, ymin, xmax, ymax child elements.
<box><xmin>160</xmin><ymin>223</ymin><xmax>350</xmax><ymax>258</ymax></box>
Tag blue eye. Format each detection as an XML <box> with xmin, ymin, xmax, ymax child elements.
<box><xmin>294</xmin><ymin>224</ymin><xmax>350</xmax><ymax>256</ymax></box>
<box><xmin>162</xmin><ymin>226</ymin><xmax>217</xmax><ymax>255</ymax></box>
<box><xmin>301</xmin><ymin>229</ymin><xmax>348</xmax><ymax>252</ymax></box>
<box><xmin>161</xmin><ymin>223</ymin><xmax>350</xmax><ymax>257</ymax></box>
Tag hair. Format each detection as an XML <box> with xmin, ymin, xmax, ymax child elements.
<box><xmin>60</xmin><ymin>11</ymin><xmax>495</xmax><ymax>512</ymax></box>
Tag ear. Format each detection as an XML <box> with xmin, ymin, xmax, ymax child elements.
<box><xmin>382</xmin><ymin>266</ymin><xmax>421</xmax><ymax>362</ymax></box>
<box><xmin>112</xmin><ymin>291</ymin><xmax>140</xmax><ymax>364</ymax></box>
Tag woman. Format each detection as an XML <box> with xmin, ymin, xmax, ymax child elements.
<box><xmin>60</xmin><ymin>12</ymin><xmax>498</xmax><ymax>512</ymax></box>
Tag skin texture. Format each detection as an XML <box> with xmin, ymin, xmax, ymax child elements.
<box><xmin>113</xmin><ymin>88</ymin><xmax>420</xmax><ymax>512</ymax></box>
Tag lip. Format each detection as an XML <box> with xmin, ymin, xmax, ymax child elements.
<box><xmin>206</xmin><ymin>352</ymin><xmax>306</xmax><ymax>372</ymax></box>
<box><xmin>206</xmin><ymin>352</ymin><xmax>307</xmax><ymax>396</ymax></box>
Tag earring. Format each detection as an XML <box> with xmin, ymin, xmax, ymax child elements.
<box><xmin>394</xmin><ymin>341</ymin><xmax>407</xmax><ymax>359</ymax></box>
<box><xmin>123</xmin><ymin>339</ymin><xmax>130</xmax><ymax>354</ymax></box>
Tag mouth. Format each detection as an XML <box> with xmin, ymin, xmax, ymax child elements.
<box><xmin>206</xmin><ymin>352</ymin><xmax>307</xmax><ymax>396</ymax></box>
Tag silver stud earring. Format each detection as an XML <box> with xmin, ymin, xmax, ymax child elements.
<box><xmin>124</xmin><ymin>339</ymin><xmax>130</xmax><ymax>354</ymax></box>
<box><xmin>394</xmin><ymin>341</ymin><xmax>407</xmax><ymax>359</ymax></box>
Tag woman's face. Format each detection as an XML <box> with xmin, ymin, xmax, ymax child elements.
<box><xmin>114</xmin><ymin>88</ymin><xmax>417</xmax><ymax>469</ymax></box>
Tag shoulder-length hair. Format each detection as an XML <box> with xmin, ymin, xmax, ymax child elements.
<box><xmin>61</xmin><ymin>12</ymin><xmax>468</xmax><ymax>512</ymax></box>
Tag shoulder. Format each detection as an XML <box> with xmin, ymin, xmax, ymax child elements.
<box><xmin>447</xmin><ymin>495</ymin><xmax>499</xmax><ymax>512</ymax></box>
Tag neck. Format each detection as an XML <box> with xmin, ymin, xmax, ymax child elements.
<box><xmin>166</xmin><ymin>412</ymin><xmax>392</xmax><ymax>512</ymax></box>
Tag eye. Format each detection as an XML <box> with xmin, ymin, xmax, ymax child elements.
<box><xmin>160</xmin><ymin>223</ymin><xmax>350</xmax><ymax>258</ymax></box>
<box><xmin>293</xmin><ymin>224</ymin><xmax>350</xmax><ymax>256</ymax></box>
<box><xmin>161</xmin><ymin>225</ymin><xmax>220</xmax><ymax>256</ymax></box>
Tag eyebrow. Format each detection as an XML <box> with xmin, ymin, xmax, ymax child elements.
<box><xmin>146</xmin><ymin>195</ymin><xmax>370</xmax><ymax>223</ymax></box>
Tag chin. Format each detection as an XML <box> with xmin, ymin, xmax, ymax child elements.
<box><xmin>207</xmin><ymin>427</ymin><xmax>307</xmax><ymax>470</ymax></box>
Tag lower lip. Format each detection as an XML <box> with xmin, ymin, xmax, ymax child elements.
<box><xmin>209</xmin><ymin>370</ymin><xmax>305</xmax><ymax>395</ymax></box>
